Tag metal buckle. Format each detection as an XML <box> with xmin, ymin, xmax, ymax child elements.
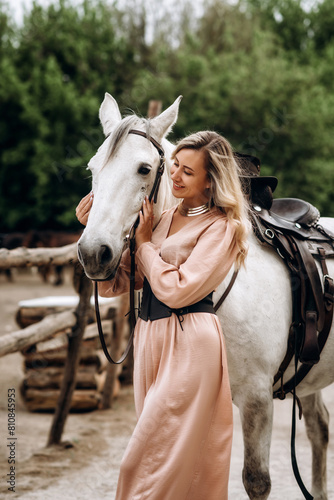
<box><xmin>125</xmin><ymin>220</ymin><xmax>137</xmax><ymax>246</ymax></box>
<box><xmin>265</xmin><ymin>228</ymin><xmax>275</xmax><ymax>239</ymax></box>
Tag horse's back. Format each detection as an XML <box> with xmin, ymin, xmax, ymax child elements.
<box><xmin>320</xmin><ymin>216</ymin><xmax>334</xmax><ymax>232</ymax></box>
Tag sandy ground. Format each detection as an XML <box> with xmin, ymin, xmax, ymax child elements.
<box><xmin>0</xmin><ymin>268</ymin><xmax>333</xmax><ymax>499</ymax></box>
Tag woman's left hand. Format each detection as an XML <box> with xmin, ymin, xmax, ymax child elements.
<box><xmin>135</xmin><ymin>196</ymin><xmax>155</xmax><ymax>249</ymax></box>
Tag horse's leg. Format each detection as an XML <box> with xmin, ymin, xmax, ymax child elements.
<box><xmin>238</xmin><ymin>390</ymin><xmax>273</xmax><ymax>499</ymax></box>
<box><xmin>300</xmin><ymin>391</ymin><xmax>329</xmax><ymax>500</ymax></box>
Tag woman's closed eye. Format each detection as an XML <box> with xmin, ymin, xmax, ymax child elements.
<box><xmin>173</xmin><ymin>161</ymin><xmax>192</xmax><ymax>176</ymax></box>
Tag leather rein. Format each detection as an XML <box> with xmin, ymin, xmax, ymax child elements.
<box><xmin>94</xmin><ymin>129</ymin><xmax>238</xmax><ymax>364</ymax></box>
<box><xmin>94</xmin><ymin>129</ymin><xmax>166</xmax><ymax>364</ymax></box>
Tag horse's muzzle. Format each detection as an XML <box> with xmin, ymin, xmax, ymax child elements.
<box><xmin>77</xmin><ymin>238</ymin><xmax>117</xmax><ymax>281</ymax></box>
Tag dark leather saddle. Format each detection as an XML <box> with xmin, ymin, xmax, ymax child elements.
<box><xmin>271</xmin><ymin>197</ymin><xmax>320</xmax><ymax>227</ymax></box>
<box><xmin>250</xmin><ymin>198</ymin><xmax>334</xmax><ymax>398</ymax></box>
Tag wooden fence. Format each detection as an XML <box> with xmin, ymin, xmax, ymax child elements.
<box><xmin>0</xmin><ymin>243</ymin><xmax>127</xmax><ymax>446</ymax></box>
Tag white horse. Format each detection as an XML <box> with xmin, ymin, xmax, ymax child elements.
<box><xmin>78</xmin><ymin>94</ymin><xmax>334</xmax><ymax>500</ymax></box>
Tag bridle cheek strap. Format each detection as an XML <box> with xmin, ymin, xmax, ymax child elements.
<box><xmin>94</xmin><ymin>129</ymin><xmax>166</xmax><ymax>364</ymax></box>
<box><xmin>129</xmin><ymin>129</ymin><xmax>166</xmax><ymax>203</ymax></box>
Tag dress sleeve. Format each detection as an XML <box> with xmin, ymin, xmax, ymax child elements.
<box><xmin>97</xmin><ymin>210</ymin><xmax>171</xmax><ymax>298</ymax></box>
<box><xmin>135</xmin><ymin>218</ymin><xmax>239</xmax><ymax>309</ymax></box>
<box><xmin>98</xmin><ymin>248</ymin><xmax>144</xmax><ymax>297</ymax></box>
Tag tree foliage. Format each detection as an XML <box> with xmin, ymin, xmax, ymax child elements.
<box><xmin>0</xmin><ymin>0</ymin><xmax>333</xmax><ymax>232</ymax></box>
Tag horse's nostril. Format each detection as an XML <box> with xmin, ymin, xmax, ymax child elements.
<box><xmin>99</xmin><ymin>244</ymin><xmax>112</xmax><ymax>265</ymax></box>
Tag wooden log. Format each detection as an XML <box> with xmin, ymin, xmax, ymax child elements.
<box><xmin>16</xmin><ymin>299</ymin><xmax>116</xmax><ymax>328</ymax></box>
<box><xmin>0</xmin><ymin>243</ymin><xmax>78</xmax><ymax>269</ymax></box>
<box><xmin>0</xmin><ymin>310</ymin><xmax>77</xmax><ymax>358</ymax></box>
<box><xmin>21</xmin><ymin>320</ymin><xmax>111</xmax><ymax>355</ymax></box>
<box><xmin>22</xmin><ymin>330</ymin><xmax>72</xmax><ymax>355</ymax></box>
<box><xmin>16</xmin><ymin>305</ymin><xmax>94</xmax><ymax>329</ymax></box>
<box><xmin>23</xmin><ymin>347</ymin><xmax>102</xmax><ymax>369</ymax></box>
<box><xmin>16</xmin><ymin>308</ymin><xmax>71</xmax><ymax>329</ymax></box>
<box><xmin>15</xmin><ymin>307</ymin><xmax>68</xmax><ymax>328</ymax></box>
<box><xmin>82</xmin><ymin>321</ymin><xmax>112</xmax><ymax>351</ymax></box>
<box><xmin>84</xmin><ymin>320</ymin><xmax>112</xmax><ymax>340</ymax></box>
<box><xmin>23</xmin><ymin>389</ymin><xmax>99</xmax><ymax>412</ymax></box>
<box><xmin>22</xmin><ymin>366</ymin><xmax>98</xmax><ymax>390</ymax></box>
<box><xmin>23</xmin><ymin>349</ymin><xmax>109</xmax><ymax>372</ymax></box>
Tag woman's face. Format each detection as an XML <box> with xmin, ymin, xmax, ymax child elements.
<box><xmin>170</xmin><ymin>148</ymin><xmax>211</xmax><ymax>207</ymax></box>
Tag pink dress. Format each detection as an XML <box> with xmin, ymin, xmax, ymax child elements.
<box><xmin>100</xmin><ymin>206</ymin><xmax>239</xmax><ymax>500</ymax></box>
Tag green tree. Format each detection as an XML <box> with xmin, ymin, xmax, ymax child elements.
<box><xmin>0</xmin><ymin>0</ymin><xmax>144</xmax><ymax>231</ymax></box>
<box><xmin>0</xmin><ymin>0</ymin><xmax>333</xmax><ymax>232</ymax></box>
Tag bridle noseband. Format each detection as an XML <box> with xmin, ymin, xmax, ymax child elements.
<box><xmin>94</xmin><ymin>129</ymin><xmax>166</xmax><ymax>364</ymax></box>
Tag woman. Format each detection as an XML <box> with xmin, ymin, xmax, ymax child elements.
<box><xmin>76</xmin><ymin>131</ymin><xmax>250</xmax><ymax>499</ymax></box>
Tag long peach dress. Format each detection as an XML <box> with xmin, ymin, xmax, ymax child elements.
<box><xmin>101</xmin><ymin>206</ymin><xmax>239</xmax><ymax>500</ymax></box>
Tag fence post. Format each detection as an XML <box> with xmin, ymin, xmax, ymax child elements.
<box><xmin>47</xmin><ymin>263</ymin><xmax>92</xmax><ymax>446</ymax></box>
<box><xmin>147</xmin><ymin>100</ymin><xmax>162</xmax><ymax>118</ymax></box>
<box><xmin>101</xmin><ymin>294</ymin><xmax>129</xmax><ymax>409</ymax></box>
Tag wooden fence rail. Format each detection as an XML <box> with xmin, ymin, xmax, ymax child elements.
<box><xmin>0</xmin><ymin>242</ymin><xmax>77</xmax><ymax>269</ymax></box>
<box><xmin>0</xmin><ymin>310</ymin><xmax>76</xmax><ymax>357</ymax></box>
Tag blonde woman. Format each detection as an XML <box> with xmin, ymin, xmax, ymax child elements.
<box><xmin>76</xmin><ymin>131</ymin><xmax>250</xmax><ymax>500</ymax></box>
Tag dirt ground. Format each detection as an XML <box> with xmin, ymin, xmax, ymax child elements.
<box><xmin>0</xmin><ymin>268</ymin><xmax>333</xmax><ymax>499</ymax></box>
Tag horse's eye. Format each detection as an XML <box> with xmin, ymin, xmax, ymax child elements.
<box><xmin>138</xmin><ymin>164</ymin><xmax>151</xmax><ymax>176</ymax></box>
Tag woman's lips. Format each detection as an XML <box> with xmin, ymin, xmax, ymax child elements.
<box><xmin>173</xmin><ymin>182</ymin><xmax>184</xmax><ymax>191</ymax></box>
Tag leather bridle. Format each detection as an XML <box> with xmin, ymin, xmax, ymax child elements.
<box><xmin>94</xmin><ymin>129</ymin><xmax>166</xmax><ymax>364</ymax></box>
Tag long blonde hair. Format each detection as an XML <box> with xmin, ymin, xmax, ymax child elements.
<box><xmin>172</xmin><ymin>131</ymin><xmax>251</xmax><ymax>268</ymax></box>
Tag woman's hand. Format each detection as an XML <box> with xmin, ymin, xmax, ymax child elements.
<box><xmin>135</xmin><ymin>196</ymin><xmax>154</xmax><ymax>249</ymax></box>
<box><xmin>76</xmin><ymin>191</ymin><xmax>94</xmax><ymax>226</ymax></box>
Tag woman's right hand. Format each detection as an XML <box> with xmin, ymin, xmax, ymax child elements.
<box><xmin>76</xmin><ymin>191</ymin><xmax>94</xmax><ymax>226</ymax></box>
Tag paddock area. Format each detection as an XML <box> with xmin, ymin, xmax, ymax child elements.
<box><xmin>0</xmin><ymin>269</ymin><xmax>333</xmax><ymax>499</ymax></box>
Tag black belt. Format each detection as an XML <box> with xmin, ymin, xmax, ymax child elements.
<box><xmin>139</xmin><ymin>278</ymin><xmax>215</xmax><ymax>330</ymax></box>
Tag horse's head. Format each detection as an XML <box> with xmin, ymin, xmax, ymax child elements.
<box><xmin>78</xmin><ymin>93</ymin><xmax>181</xmax><ymax>280</ymax></box>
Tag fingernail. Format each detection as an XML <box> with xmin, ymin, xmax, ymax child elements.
<box><xmin>143</xmin><ymin>198</ymin><xmax>146</xmax><ymax>204</ymax></box>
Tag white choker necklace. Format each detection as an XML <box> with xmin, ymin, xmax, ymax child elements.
<box><xmin>178</xmin><ymin>202</ymin><xmax>210</xmax><ymax>217</ymax></box>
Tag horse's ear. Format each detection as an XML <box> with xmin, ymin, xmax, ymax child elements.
<box><xmin>99</xmin><ymin>93</ymin><xmax>122</xmax><ymax>136</ymax></box>
<box><xmin>150</xmin><ymin>95</ymin><xmax>182</xmax><ymax>141</ymax></box>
